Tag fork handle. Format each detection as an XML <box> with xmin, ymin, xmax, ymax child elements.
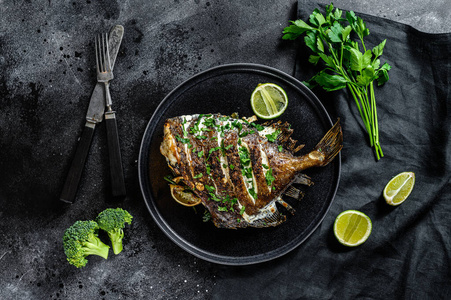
<box><xmin>105</xmin><ymin>111</ymin><xmax>126</xmax><ymax>198</ymax></box>
<box><xmin>60</xmin><ymin>121</ymin><xmax>96</xmax><ymax>203</ymax></box>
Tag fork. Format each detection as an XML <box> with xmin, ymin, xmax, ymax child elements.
<box><xmin>95</xmin><ymin>33</ymin><xmax>126</xmax><ymax>198</ymax></box>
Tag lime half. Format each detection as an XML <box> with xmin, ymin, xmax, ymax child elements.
<box><xmin>383</xmin><ymin>172</ymin><xmax>415</xmax><ymax>206</ymax></box>
<box><xmin>251</xmin><ymin>83</ymin><xmax>288</xmax><ymax>119</ymax></box>
<box><xmin>334</xmin><ymin>210</ymin><xmax>372</xmax><ymax>247</ymax></box>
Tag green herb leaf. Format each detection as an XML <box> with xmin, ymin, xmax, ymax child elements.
<box><xmin>372</xmin><ymin>39</ymin><xmax>386</xmax><ymax>58</ymax></box>
<box><xmin>205</xmin><ymin>185</ymin><xmax>215</xmax><ymax>192</ymax></box>
<box><xmin>282</xmin><ymin>20</ymin><xmax>315</xmax><ymax>40</ymax></box>
<box><xmin>304</xmin><ymin>31</ymin><xmax>319</xmax><ymax>53</ymax></box>
<box><xmin>163</xmin><ymin>175</ymin><xmax>177</xmax><ymax>185</ymax></box>
<box><xmin>314</xmin><ymin>71</ymin><xmax>347</xmax><ymax>91</ymax></box>
<box><xmin>193</xmin><ymin>173</ymin><xmax>203</xmax><ymax>179</ymax></box>
<box><xmin>248</xmin><ymin>188</ymin><xmax>257</xmax><ymax>199</ymax></box>
<box><xmin>328</xmin><ymin>21</ymin><xmax>344</xmax><ymax>43</ymax></box>
<box><xmin>240</xmin><ymin>206</ymin><xmax>246</xmax><ymax>215</ymax></box>
<box><xmin>203</xmin><ymin>211</ymin><xmax>211</xmax><ymax>222</ymax></box>
<box><xmin>250</xmin><ymin>122</ymin><xmax>265</xmax><ymax>131</ymax></box>
<box><xmin>265</xmin><ymin>168</ymin><xmax>275</xmax><ymax>187</ymax></box>
<box><xmin>309</xmin><ymin>55</ymin><xmax>320</xmax><ymax>65</ymax></box>
<box><xmin>265</xmin><ymin>130</ymin><xmax>280</xmax><ymax>142</ymax></box>
<box><xmin>217</xmin><ymin>206</ymin><xmax>228</xmax><ymax>212</ymax></box>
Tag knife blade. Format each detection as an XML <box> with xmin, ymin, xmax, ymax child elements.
<box><xmin>60</xmin><ymin>25</ymin><xmax>124</xmax><ymax>204</ymax></box>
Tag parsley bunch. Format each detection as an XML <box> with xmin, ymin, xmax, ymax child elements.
<box><xmin>283</xmin><ymin>3</ymin><xmax>391</xmax><ymax>160</ymax></box>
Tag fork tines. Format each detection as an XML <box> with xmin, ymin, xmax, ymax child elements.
<box><xmin>95</xmin><ymin>33</ymin><xmax>111</xmax><ymax>73</ymax></box>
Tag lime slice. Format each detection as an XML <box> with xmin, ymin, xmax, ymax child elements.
<box><xmin>251</xmin><ymin>83</ymin><xmax>288</xmax><ymax>119</ymax></box>
<box><xmin>334</xmin><ymin>210</ymin><xmax>372</xmax><ymax>247</ymax></box>
<box><xmin>170</xmin><ymin>184</ymin><xmax>202</xmax><ymax>207</ymax></box>
<box><xmin>383</xmin><ymin>172</ymin><xmax>415</xmax><ymax>206</ymax></box>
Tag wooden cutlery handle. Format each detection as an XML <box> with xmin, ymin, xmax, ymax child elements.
<box><xmin>105</xmin><ymin>111</ymin><xmax>126</xmax><ymax>198</ymax></box>
<box><xmin>60</xmin><ymin>122</ymin><xmax>95</xmax><ymax>203</ymax></box>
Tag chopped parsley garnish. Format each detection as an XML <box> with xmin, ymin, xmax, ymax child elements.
<box><xmin>239</xmin><ymin>130</ymin><xmax>255</xmax><ymax>138</ymax></box>
<box><xmin>217</xmin><ymin>206</ymin><xmax>228</xmax><ymax>212</ymax></box>
<box><xmin>193</xmin><ymin>173</ymin><xmax>203</xmax><ymax>179</ymax></box>
<box><xmin>229</xmin><ymin>164</ymin><xmax>235</xmax><ymax>170</ymax></box>
<box><xmin>265</xmin><ymin>130</ymin><xmax>280</xmax><ymax>142</ymax></box>
<box><xmin>197</xmin><ymin>150</ymin><xmax>204</xmax><ymax>158</ymax></box>
<box><xmin>209</xmin><ymin>193</ymin><xmax>222</xmax><ymax>202</ymax></box>
<box><xmin>262</xmin><ymin>164</ymin><xmax>269</xmax><ymax>169</ymax></box>
<box><xmin>175</xmin><ymin>135</ymin><xmax>191</xmax><ymax>144</ymax></box>
<box><xmin>203</xmin><ymin>211</ymin><xmax>211</xmax><ymax>222</ymax></box>
<box><xmin>163</xmin><ymin>175</ymin><xmax>177</xmax><ymax>185</ymax></box>
<box><xmin>250</xmin><ymin>122</ymin><xmax>265</xmax><ymax>131</ymax></box>
<box><xmin>209</xmin><ymin>146</ymin><xmax>221</xmax><ymax>155</ymax></box>
<box><xmin>248</xmin><ymin>187</ymin><xmax>257</xmax><ymax>199</ymax></box>
<box><xmin>181</xmin><ymin>118</ymin><xmax>188</xmax><ymax>136</ymax></box>
<box><xmin>205</xmin><ymin>185</ymin><xmax>215</xmax><ymax>192</ymax></box>
<box><xmin>203</xmin><ymin>117</ymin><xmax>216</xmax><ymax>128</ymax></box>
<box><xmin>240</xmin><ymin>206</ymin><xmax>246</xmax><ymax>215</ymax></box>
<box><xmin>265</xmin><ymin>168</ymin><xmax>275</xmax><ymax>187</ymax></box>
<box><xmin>278</xmin><ymin>145</ymin><xmax>283</xmax><ymax>152</ymax></box>
<box><xmin>239</xmin><ymin>146</ymin><xmax>251</xmax><ymax>166</ymax></box>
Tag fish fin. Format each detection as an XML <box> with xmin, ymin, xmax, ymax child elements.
<box><xmin>277</xmin><ymin>198</ymin><xmax>296</xmax><ymax>215</ymax></box>
<box><xmin>313</xmin><ymin>119</ymin><xmax>343</xmax><ymax>166</ymax></box>
<box><xmin>249</xmin><ymin>202</ymin><xmax>287</xmax><ymax>228</ymax></box>
<box><xmin>294</xmin><ymin>174</ymin><xmax>314</xmax><ymax>186</ymax></box>
<box><xmin>283</xmin><ymin>186</ymin><xmax>304</xmax><ymax>200</ymax></box>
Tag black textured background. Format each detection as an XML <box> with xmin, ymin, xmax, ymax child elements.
<box><xmin>0</xmin><ymin>0</ymin><xmax>449</xmax><ymax>299</ymax></box>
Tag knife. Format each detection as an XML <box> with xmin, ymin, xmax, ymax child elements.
<box><xmin>60</xmin><ymin>25</ymin><xmax>124</xmax><ymax>204</ymax></box>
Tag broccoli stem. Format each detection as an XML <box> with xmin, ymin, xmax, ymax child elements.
<box><xmin>82</xmin><ymin>237</ymin><xmax>110</xmax><ymax>259</ymax></box>
<box><xmin>108</xmin><ymin>228</ymin><xmax>125</xmax><ymax>255</ymax></box>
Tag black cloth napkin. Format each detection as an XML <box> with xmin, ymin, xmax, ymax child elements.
<box><xmin>213</xmin><ymin>1</ymin><xmax>451</xmax><ymax>299</ymax></box>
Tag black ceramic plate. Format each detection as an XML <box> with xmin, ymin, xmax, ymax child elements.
<box><xmin>138</xmin><ymin>63</ymin><xmax>340</xmax><ymax>265</ymax></box>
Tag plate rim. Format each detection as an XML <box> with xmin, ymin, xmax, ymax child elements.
<box><xmin>138</xmin><ymin>62</ymin><xmax>341</xmax><ymax>265</ymax></box>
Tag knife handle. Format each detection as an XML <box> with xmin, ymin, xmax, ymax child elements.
<box><xmin>105</xmin><ymin>111</ymin><xmax>126</xmax><ymax>198</ymax></box>
<box><xmin>60</xmin><ymin>122</ymin><xmax>96</xmax><ymax>203</ymax></box>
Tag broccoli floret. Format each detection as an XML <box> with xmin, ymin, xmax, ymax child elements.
<box><xmin>96</xmin><ymin>208</ymin><xmax>133</xmax><ymax>255</ymax></box>
<box><xmin>63</xmin><ymin>220</ymin><xmax>110</xmax><ymax>268</ymax></box>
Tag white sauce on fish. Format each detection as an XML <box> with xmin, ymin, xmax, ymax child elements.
<box><xmin>259</xmin><ymin>144</ymin><xmax>272</xmax><ymax>192</ymax></box>
<box><xmin>258</xmin><ymin>126</ymin><xmax>277</xmax><ymax>138</ymax></box>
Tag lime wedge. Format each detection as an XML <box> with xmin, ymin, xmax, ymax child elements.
<box><xmin>334</xmin><ymin>210</ymin><xmax>372</xmax><ymax>247</ymax></box>
<box><xmin>251</xmin><ymin>83</ymin><xmax>288</xmax><ymax>119</ymax></box>
<box><xmin>383</xmin><ymin>172</ymin><xmax>415</xmax><ymax>206</ymax></box>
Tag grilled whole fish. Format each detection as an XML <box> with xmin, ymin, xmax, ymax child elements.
<box><xmin>160</xmin><ymin>114</ymin><xmax>342</xmax><ymax>229</ymax></box>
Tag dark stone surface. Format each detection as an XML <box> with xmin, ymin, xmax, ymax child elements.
<box><xmin>0</xmin><ymin>0</ymin><xmax>448</xmax><ymax>299</ymax></box>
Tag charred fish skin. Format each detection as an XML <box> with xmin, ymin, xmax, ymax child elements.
<box><xmin>160</xmin><ymin>114</ymin><xmax>342</xmax><ymax>229</ymax></box>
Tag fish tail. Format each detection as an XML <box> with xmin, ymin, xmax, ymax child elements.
<box><xmin>313</xmin><ymin>119</ymin><xmax>343</xmax><ymax>166</ymax></box>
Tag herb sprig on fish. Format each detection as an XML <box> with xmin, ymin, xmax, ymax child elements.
<box><xmin>283</xmin><ymin>3</ymin><xmax>390</xmax><ymax>160</ymax></box>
